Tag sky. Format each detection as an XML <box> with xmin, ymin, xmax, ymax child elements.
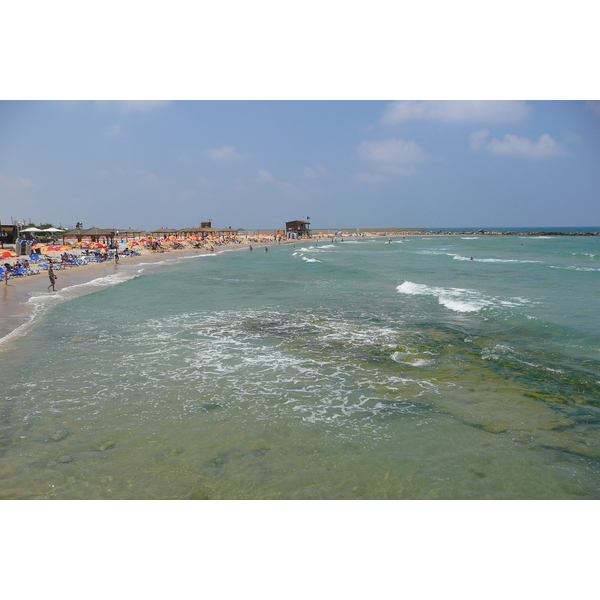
<box><xmin>1</xmin><ymin>100</ymin><xmax>599</xmax><ymax>231</ymax></box>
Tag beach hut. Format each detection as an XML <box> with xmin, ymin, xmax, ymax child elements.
<box><xmin>151</xmin><ymin>227</ymin><xmax>178</xmax><ymax>239</ymax></box>
<box><xmin>197</xmin><ymin>227</ymin><xmax>217</xmax><ymax>240</ymax></box>
<box><xmin>63</xmin><ymin>226</ymin><xmax>117</xmax><ymax>244</ymax></box>
<box><xmin>118</xmin><ymin>228</ymin><xmax>143</xmax><ymax>240</ymax></box>
<box><xmin>285</xmin><ymin>220</ymin><xmax>311</xmax><ymax>238</ymax></box>
<box><xmin>218</xmin><ymin>227</ymin><xmax>237</xmax><ymax>239</ymax></box>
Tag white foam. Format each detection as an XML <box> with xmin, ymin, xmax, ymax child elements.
<box><xmin>301</xmin><ymin>256</ymin><xmax>321</xmax><ymax>263</ymax></box>
<box><xmin>550</xmin><ymin>265</ymin><xmax>600</xmax><ymax>272</ymax></box>
<box><xmin>452</xmin><ymin>254</ymin><xmax>542</xmax><ymax>264</ymax></box>
<box><xmin>0</xmin><ymin>270</ymin><xmax>140</xmax><ymax>349</ymax></box>
<box><xmin>391</xmin><ymin>352</ymin><xmax>434</xmax><ymax>367</ymax></box>
<box><xmin>396</xmin><ymin>281</ymin><xmax>529</xmax><ymax>313</ymax></box>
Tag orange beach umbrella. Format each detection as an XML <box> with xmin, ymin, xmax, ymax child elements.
<box><xmin>43</xmin><ymin>245</ymin><xmax>72</xmax><ymax>252</ymax></box>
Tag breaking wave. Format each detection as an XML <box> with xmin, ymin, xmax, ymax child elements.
<box><xmin>396</xmin><ymin>281</ymin><xmax>530</xmax><ymax>313</ymax></box>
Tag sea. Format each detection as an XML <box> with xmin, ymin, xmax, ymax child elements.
<box><xmin>1</xmin><ymin>231</ymin><xmax>599</xmax><ymax>499</ymax></box>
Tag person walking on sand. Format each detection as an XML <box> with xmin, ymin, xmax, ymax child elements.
<box><xmin>114</xmin><ymin>250</ymin><xmax>119</xmax><ymax>264</ymax></box>
<box><xmin>47</xmin><ymin>263</ymin><xmax>57</xmax><ymax>291</ymax></box>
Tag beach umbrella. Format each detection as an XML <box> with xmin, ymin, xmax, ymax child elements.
<box><xmin>43</xmin><ymin>245</ymin><xmax>72</xmax><ymax>252</ymax></box>
<box><xmin>20</xmin><ymin>227</ymin><xmax>43</xmax><ymax>233</ymax></box>
<box><xmin>126</xmin><ymin>241</ymin><xmax>140</xmax><ymax>246</ymax></box>
<box><xmin>32</xmin><ymin>243</ymin><xmax>46</xmax><ymax>249</ymax></box>
<box><xmin>0</xmin><ymin>250</ymin><xmax>18</xmax><ymax>258</ymax></box>
<box><xmin>89</xmin><ymin>242</ymin><xmax>105</xmax><ymax>249</ymax></box>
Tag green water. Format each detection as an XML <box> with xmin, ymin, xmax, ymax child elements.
<box><xmin>1</xmin><ymin>236</ymin><xmax>599</xmax><ymax>498</ymax></box>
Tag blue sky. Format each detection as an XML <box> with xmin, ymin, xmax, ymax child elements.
<box><xmin>1</xmin><ymin>100</ymin><xmax>599</xmax><ymax>231</ymax></box>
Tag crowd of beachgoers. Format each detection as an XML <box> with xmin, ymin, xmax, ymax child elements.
<box><xmin>0</xmin><ymin>230</ymin><xmax>349</xmax><ymax>287</ymax></box>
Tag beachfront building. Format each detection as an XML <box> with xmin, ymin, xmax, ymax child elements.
<box><xmin>118</xmin><ymin>228</ymin><xmax>144</xmax><ymax>240</ymax></box>
<box><xmin>0</xmin><ymin>224</ymin><xmax>18</xmax><ymax>246</ymax></box>
<box><xmin>150</xmin><ymin>227</ymin><xmax>178</xmax><ymax>239</ymax></box>
<box><xmin>286</xmin><ymin>220</ymin><xmax>311</xmax><ymax>238</ymax></box>
<box><xmin>218</xmin><ymin>227</ymin><xmax>238</xmax><ymax>239</ymax></box>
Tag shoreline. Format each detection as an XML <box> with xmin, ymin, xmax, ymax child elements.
<box><xmin>0</xmin><ymin>237</ymin><xmax>321</xmax><ymax>345</ymax></box>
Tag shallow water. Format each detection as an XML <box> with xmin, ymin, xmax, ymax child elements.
<box><xmin>1</xmin><ymin>236</ymin><xmax>599</xmax><ymax>499</ymax></box>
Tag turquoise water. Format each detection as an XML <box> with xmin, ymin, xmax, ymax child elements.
<box><xmin>1</xmin><ymin>235</ymin><xmax>599</xmax><ymax>499</ymax></box>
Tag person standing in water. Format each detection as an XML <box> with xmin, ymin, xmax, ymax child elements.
<box><xmin>47</xmin><ymin>263</ymin><xmax>57</xmax><ymax>291</ymax></box>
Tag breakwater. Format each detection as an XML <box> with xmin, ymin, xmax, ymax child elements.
<box><xmin>427</xmin><ymin>229</ymin><xmax>600</xmax><ymax>236</ymax></box>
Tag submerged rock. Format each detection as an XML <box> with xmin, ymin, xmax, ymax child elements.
<box><xmin>252</xmin><ymin>447</ymin><xmax>271</xmax><ymax>457</ymax></box>
<box><xmin>50</xmin><ymin>429</ymin><xmax>70</xmax><ymax>442</ymax></box>
<box><xmin>98</xmin><ymin>440</ymin><xmax>116</xmax><ymax>451</ymax></box>
<box><xmin>57</xmin><ymin>455</ymin><xmax>74</xmax><ymax>463</ymax></box>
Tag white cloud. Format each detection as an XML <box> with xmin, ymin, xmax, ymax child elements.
<box><xmin>355</xmin><ymin>171</ymin><xmax>387</xmax><ymax>183</ymax></box>
<box><xmin>481</xmin><ymin>133</ymin><xmax>565</xmax><ymax>158</ymax></box>
<box><xmin>359</xmin><ymin>138</ymin><xmax>427</xmax><ymax>165</ymax></box>
<box><xmin>382</xmin><ymin>101</ymin><xmax>530</xmax><ymax>124</ymax></box>
<box><xmin>301</xmin><ymin>165</ymin><xmax>327</xmax><ymax>179</ymax></box>
<box><xmin>105</xmin><ymin>124</ymin><xmax>123</xmax><ymax>137</ymax></box>
<box><xmin>585</xmin><ymin>101</ymin><xmax>600</xmax><ymax>117</ymax></box>
<box><xmin>0</xmin><ymin>172</ymin><xmax>36</xmax><ymax>189</ymax></box>
<box><xmin>256</xmin><ymin>169</ymin><xmax>275</xmax><ymax>183</ymax></box>
<box><xmin>95</xmin><ymin>101</ymin><xmax>170</xmax><ymax>113</ymax></box>
<box><xmin>469</xmin><ymin>129</ymin><xmax>490</xmax><ymax>151</ymax></box>
<box><xmin>205</xmin><ymin>145</ymin><xmax>247</xmax><ymax>161</ymax></box>
<box><xmin>357</xmin><ymin>138</ymin><xmax>426</xmax><ymax>180</ymax></box>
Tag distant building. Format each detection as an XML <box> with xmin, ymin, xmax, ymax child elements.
<box><xmin>201</xmin><ymin>221</ymin><xmax>212</xmax><ymax>229</ymax></box>
<box><xmin>286</xmin><ymin>220</ymin><xmax>311</xmax><ymax>238</ymax></box>
<box><xmin>0</xmin><ymin>224</ymin><xmax>18</xmax><ymax>245</ymax></box>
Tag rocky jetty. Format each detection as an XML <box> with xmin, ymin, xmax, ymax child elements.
<box><xmin>427</xmin><ymin>229</ymin><xmax>599</xmax><ymax>236</ymax></box>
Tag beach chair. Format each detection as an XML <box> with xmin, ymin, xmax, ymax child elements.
<box><xmin>70</xmin><ymin>254</ymin><xmax>87</xmax><ymax>265</ymax></box>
